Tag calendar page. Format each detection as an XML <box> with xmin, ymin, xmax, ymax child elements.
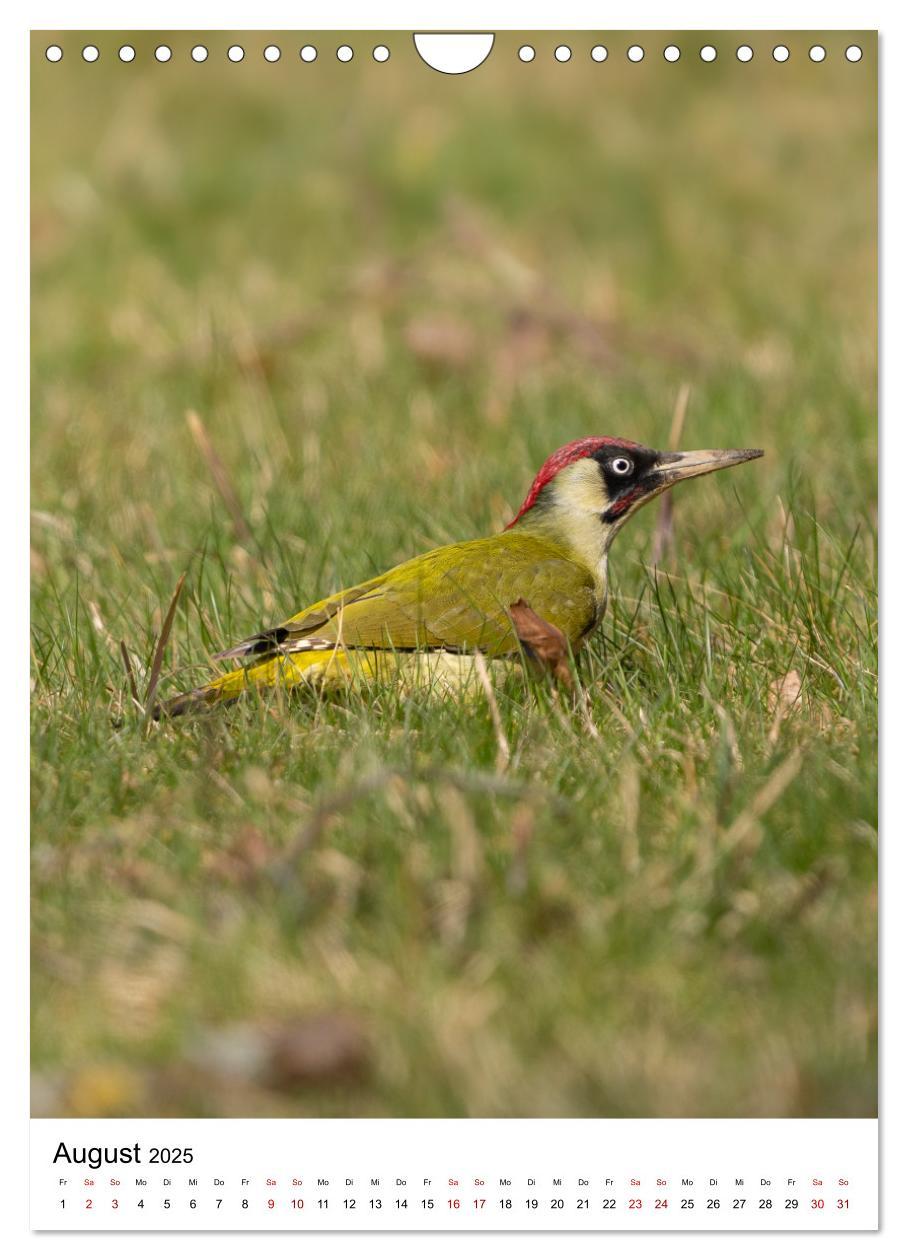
<box><xmin>29</xmin><ymin>17</ymin><xmax>878</xmax><ymax>1237</ymax></box>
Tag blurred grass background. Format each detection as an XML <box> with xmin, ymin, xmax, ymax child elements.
<box><xmin>31</xmin><ymin>31</ymin><xmax>877</xmax><ymax>1118</ymax></box>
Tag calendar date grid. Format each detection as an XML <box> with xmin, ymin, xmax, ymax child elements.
<box><xmin>54</xmin><ymin>1170</ymin><xmax>856</xmax><ymax>1220</ymax></box>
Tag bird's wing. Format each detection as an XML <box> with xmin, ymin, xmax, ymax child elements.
<box><xmin>212</xmin><ymin>574</ymin><xmax>388</xmax><ymax>659</ymax></box>
<box><xmin>215</xmin><ymin>534</ymin><xmax>598</xmax><ymax>660</ymax></box>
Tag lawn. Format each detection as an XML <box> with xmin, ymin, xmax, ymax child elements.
<box><xmin>31</xmin><ymin>31</ymin><xmax>877</xmax><ymax>1118</ymax></box>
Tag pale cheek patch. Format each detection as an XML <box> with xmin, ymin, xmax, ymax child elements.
<box><xmin>554</xmin><ymin>460</ymin><xmax>610</xmax><ymax>515</ymax></box>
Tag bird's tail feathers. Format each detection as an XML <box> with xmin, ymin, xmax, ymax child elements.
<box><xmin>156</xmin><ymin>648</ymin><xmax>353</xmax><ymax>718</ymax></box>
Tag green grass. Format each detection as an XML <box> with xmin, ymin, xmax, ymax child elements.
<box><xmin>31</xmin><ymin>31</ymin><xmax>877</xmax><ymax>1118</ymax></box>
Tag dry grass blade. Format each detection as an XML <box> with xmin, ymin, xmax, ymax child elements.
<box><xmin>119</xmin><ymin>640</ymin><xmax>142</xmax><ymax>712</ymax></box>
<box><xmin>144</xmin><ymin>572</ymin><xmax>186</xmax><ymax>723</ymax></box>
<box><xmin>574</xmin><ymin>682</ymin><xmax>603</xmax><ymax>742</ymax></box>
<box><xmin>186</xmin><ymin>409</ymin><xmax>254</xmax><ymax>548</ymax></box>
<box><xmin>509</xmin><ymin>598</ymin><xmax>573</xmax><ymax>688</ymax></box>
<box><xmin>651</xmin><ymin>382</ymin><xmax>691</xmax><ymax>566</ymax></box>
<box><xmin>722</xmin><ymin>749</ymin><xmax>803</xmax><ymax>853</ymax></box>
<box><xmin>474</xmin><ymin>651</ymin><xmax>510</xmax><ymax>772</ymax></box>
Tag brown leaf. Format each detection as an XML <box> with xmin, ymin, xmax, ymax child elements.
<box><xmin>768</xmin><ymin>669</ymin><xmax>804</xmax><ymax>744</ymax></box>
<box><xmin>267</xmin><ymin>1014</ymin><xmax>370</xmax><ymax>1088</ymax></box>
<box><xmin>769</xmin><ymin>668</ymin><xmax>804</xmax><ymax>711</ymax></box>
<box><xmin>187</xmin><ymin>1014</ymin><xmax>371</xmax><ymax>1091</ymax></box>
<box><xmin>509</xmin><ymin>599</ymin><xmax>573</xmax><ymax>687</ymax></box>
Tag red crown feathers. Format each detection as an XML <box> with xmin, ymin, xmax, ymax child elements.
<box><xmin>505</xmin><ymin>436</ymin><xmax>644</xmax><ymax>528</ymax></box>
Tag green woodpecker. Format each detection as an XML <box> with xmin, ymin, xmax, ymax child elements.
<box><xmin>164</xmin><ymin>437</ymin><xmax>762</xmax><ymax>714</ymax></box>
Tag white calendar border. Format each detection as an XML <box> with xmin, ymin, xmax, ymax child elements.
<box><xmin>4</xmin><ymin>1</ymin><xmax>898</xmax><ymax>28</ymax></box>
<box><xmin>6</xmin><ymin>0</ymin><xmax>902</xmax><ymax>1255</ymax></box>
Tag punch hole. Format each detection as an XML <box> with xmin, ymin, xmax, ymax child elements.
<box><xmin>337</xmin><ymin>45</ymin><xmax>354</xmax><ymax>62</ymax></box>
<box><xmin>663</xmin><ymin>45</ymin><xmax>681</xmax><ymax>62</ymax></box>
<box><xmin>845</xmin><ymin>45</ymin><xmax>863</xmax><ymax>62</ymax></box>
<box><xmin>554</xmin><ymin>45</ymin><xmax>572</xmax><ymax>62</ymax></box>
<box><xmin>300</xmin><ymin>45</ymin><xmax>317</xmax><ymax>63</ymax></box>
<box><xmin>518</xmin><ymin>45</ymin><xmax>535</xmax><ymax>62</ymax></box>
<box><xmin>191</xmin><ymin>45</ymin><xmax>208</xmax><ymax>62</ymax></box>
<box><xmin>373</xmin><ymin>45</ymin><xmax>390</xmax><ymax>62</ymax></box>
<box><xmin>700</xmin><ymin>45</ymin><xmax>717</xmax><ymax>62</ymax></box>
<box><xmin>264</xmin><ymin>45</ymin><xmax>281</xmax><ymax>63</ymax></box>
<box><xmin>118</xmin><ymin>45</ymin><xmax>136</xmax><ymax>63</ymax></box>
<box><xmin>627</xmin><ymin>45</ymin><xmax>645</xmax><ymax>63</ymax></box>
<box><xmin>773</xmin><ymin>45</ymin><xmax>790</xmax><ymax>62</ymax></box>
<box><xmin>809</xmin><ymin>45</ymin><xmax>826</xmax><ymax>62</ymax></box>
<box><xmin>736</xmin><ymin>45</ymin><xmax>754</xmax><ymax>62</ymax></box>
<box><xmin>591</xmin><ymin>45</ymin><xmax>608</xmax><ymax>62</ymax></box>
<box><xmin>155</xmin><ymin>45</ymin><xmax>172</xmax><ymax>63</ymax></box>
<box><xmin>45</xmin><ymin>44</ymin><xmax>63</xmax><ymax>62</ymax></box>
<box><xmin>228</xmin><ymin>45</ymin><xmax>245</xmax><ymax>63</ymax></box>
<box><xmin>82</xmin><ymin>45</ymin><xmax>99</xmax><ymax>62</ymax></box>
<box><xmin>413</xmin><ymin>33</ymin><xmax>494</xmax><ymax>74</ymax></box>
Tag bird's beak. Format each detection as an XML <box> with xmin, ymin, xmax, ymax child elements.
<box><xmin>655</xmin><ymin>447</ymin><xmax>764</xmax><ymax>487</ymax></box>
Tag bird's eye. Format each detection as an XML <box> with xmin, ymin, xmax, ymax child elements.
<box><xmin>610</xmin><ymin>457</ymin><xmax>633</xmax><ymax>476</ymax></box>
